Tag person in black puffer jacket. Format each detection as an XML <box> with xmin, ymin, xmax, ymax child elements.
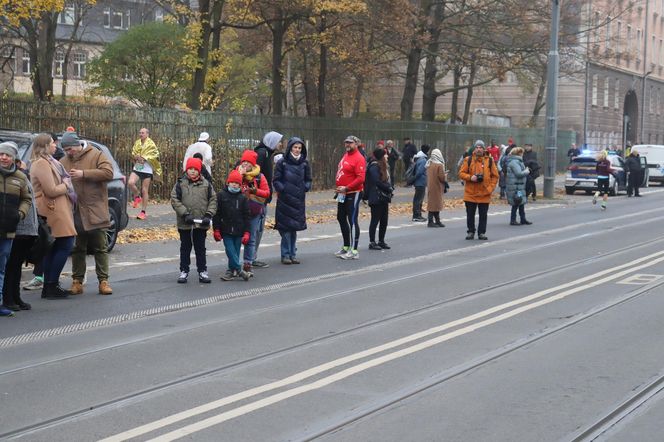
<box><xmin>273</xmin><ymin>137</ymin><xmax>312</xmax><ymax>264</ymax></box>
<box><xmin>624</xmin><ymin>149</ymin><xmax>642</xmax><ymax>197</ymax></box>
<box><xmin>365</xmin><ymin>148</ymin><xmax>394</xmax><ymax>250</ymax></box>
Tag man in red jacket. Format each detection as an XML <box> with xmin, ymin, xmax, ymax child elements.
<box><xmin>335</xmin><ymin>135</ymin><xmax>366</xmax><ymax>260</ymax></box>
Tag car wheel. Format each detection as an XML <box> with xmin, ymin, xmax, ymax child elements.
<box><xmin>565</xmin><ymin>187</ymin><xmax>575</xmax><ymax>195</ymax></box>
<box><xmin>106</xmin><ymin>206</ymin><xmax>119</xmax><ymax>252</ymax></box>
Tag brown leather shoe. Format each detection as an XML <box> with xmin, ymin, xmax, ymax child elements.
<box><xmin>70</xmin><ymin>279</ymin><xmax>84</xmax><ymax>295</ymax></box>
<box><xmin>98</xmin><ymin>280</ymin><xmax>113</xmax><ymax>295</ymax></box>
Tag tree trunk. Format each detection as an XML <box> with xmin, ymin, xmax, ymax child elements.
<box><xmin>189</xmin><ymin>0</ymin><xmax>212</xmax><ymax>110</ymax></box>
<box><xmin>400</xmin><ymin>46</ymin><xmax>422</xmax><ymax>120</ymax></box>
<box><xmin>352</xmin><ymin>76</ymin><xmax>364</xmax><ymax>117</ymax></box>
<box><xmin>316</xmin><ymin>16</ymin><xmax>328</xmax><ymax>116</ymax></box>
<box><xmin>270</xmin><ymin>15</ymin><xmax>287</xmax><ymax>116</ymax></box>
<box><xmin>462</xmin><ymin>60</ymin><xmax>477</xmax><ymax>124</ymax></box>
<box><xmin>420</xmin><ymin>0</ymin><xmax>444</xmax><ymax>121</ymax></box>
<box><xmin>528</xmin><ymin>68</ymin><xmax>547</xmax><ymax>127</ymax></box>
<box><xmin>32</xmin><ymin>12</ymin><xmax>57</xmax><ymax>101</ymax></box>
<box><xmin>300</xmin><ymin>47</ymin><xmax>317</xmax><ymax>116</ymax></box>
<box><xmin>450</xmin><ymin>66</ymin><xmax>461</xmax><ymax>124</ymax></box>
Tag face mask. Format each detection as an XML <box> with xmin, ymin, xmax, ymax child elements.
<box><xmin>228</xmin><ymin>186</ymin><xmax>241</xmax><ymax>193</ymax></box>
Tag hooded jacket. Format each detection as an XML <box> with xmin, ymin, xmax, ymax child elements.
<box><xmin>273</xmin><ymin>137</ymin><xmax>312</xmax><ymax>231</ymax></box>
<box><xmin>505</xmin><ymin>155</ymin><xmax>529</xmax><ymax>206</ymax></box>
<box><xmin>412</xmin><ymin>151</ymin><xmax>428</xmax><ymax>187</ymax></box>
<box><xmin>458</xmin><ymin>151</ymin><xmax>499</xmax><ymax>203</ymax></box>
<box><xmin>171</xmin><ymin>174</ymin><xmax>217</xmax><ymax>230</ymax></box>
<box><xmin>254</xmin><ymin>131</ymin><xmax>283</xmax><ymax>204</ymax></box>
<box><xmin>0</xmin><ymin>164</ymin><xmax>32</xmax><ymax>239</ymax></box>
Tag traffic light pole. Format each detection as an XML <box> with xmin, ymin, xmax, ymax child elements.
<box><xmin>543</xmin><ymin>0</ymin><xmax>560</xmax><ymax>199</ymax></box>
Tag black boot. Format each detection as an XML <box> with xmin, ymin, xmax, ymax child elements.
<box><xmin>427</xmin><ymin>212</ymin><xmax>436</xmax><ymax>227</ymax></box>
<box><xmin>434</xmin><ymin>212</ymin><xmax>445</xmax><ymax>227</ymax></box>
<box><xmin>41</xmin><ymin>282</ymin><xmax>70</xmax><ymax>300</ymax></box>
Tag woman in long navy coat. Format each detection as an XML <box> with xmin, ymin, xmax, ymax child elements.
<box><xmin>273</xmin><ymin>137</ymin><xmax>312</xmax><ymax>264</ymax></box>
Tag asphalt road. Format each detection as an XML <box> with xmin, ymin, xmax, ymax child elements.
<box><xmin>2</xmin><ymin>181</ymin><xmax>664</xmax><ymax>441</ymax></box>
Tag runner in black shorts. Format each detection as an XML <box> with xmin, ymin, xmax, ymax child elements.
<box><xmin>593</xmin><ymin>150</ymin><xmax>613</xmax><ymax>211</ymax></box>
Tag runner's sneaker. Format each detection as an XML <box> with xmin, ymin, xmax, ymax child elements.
<box><xmin>592</xmin><ymin>191</ymin><xmax>599</xmax><ymax>205</ymax></box>
<box><xmin>334</xmin><ymin>247</ymin><xmax>349</xmax><ymax>257</ymax></box>
<box><xmin>198</xmin><ymin>271</ymin><xmax>211</xmax><ymax>283</ymax></box>
<box><xmin>252</xmin><ymin>260</ymin><xmax>269</xmax><ymax>268</ymax></box>
<box><xmin>132</xmin><ymin>196</ymin><xmax>142</xmax><ymax>208</ymax></box>
<box><xmin>340</xmin><ymin>249</ymin><xmax>359</xmax><ymax>260</ymax></box>
<box><xmin>601</xmin><ymin>202</ymin><xmax>606</xmax><ymax>211</ymax></box>
<box><xmin>22</xmin><ymin>276</ymin><xmax>43</xmax><ymax>291</ymax></box>
<box><xmin>239</xmin><ymin>270</ymin><xmax>250</xmax><ymax>281</ymax></box>
<box><xmin>220</xmin><ymin>269</ymin><xmax>237</xmax><ymax>281</ymax></box>
<box><xmin>177</xmin><ymin>271</ymin><xmax>188</xmax><ymax>283</ymax></box>
<box><xmin>136</xmin><ymin>210</ymin><xmax>147</xmax><ymax>220</ymax></box>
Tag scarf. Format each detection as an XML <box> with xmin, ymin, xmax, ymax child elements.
<box><xmin>46</xmin><ymin>155</ymin><xmax>77</xmax><ymax>206</ymax></box>
<box><xmin>426</xmin><ymin>149</ymin><xmax>445</xmax><ymax>169</ymax></box>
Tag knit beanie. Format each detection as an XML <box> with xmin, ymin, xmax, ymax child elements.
<box><xmin>185</xmin><ymin>157</ymin><xmax>202</xmax><ymax>173</ymax></box>
<box><xmin>60</xmin><ymin>131</ymin><xmax>81</xmax><ymax>147</ymax></box>
<box><xmin>240</xmin><ymin>150</ymin><xmax>258</xmax><ymax>166</ymax></box>
<box><xmin>0</xmin><ymin>141</ymin><xmax>18</xmax><ymax>160</ymax></box>
<box><xmin>227</xmin><ymin>170</ymin><xmax>243</xmax><ymax>184</ymax></box>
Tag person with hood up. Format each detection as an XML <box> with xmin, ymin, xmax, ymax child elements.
<box><xmin>505</xmin><ymin>147</ymin><xmax>532</xmax><ymax>226</ymax></box>
<box><xmin>182</xmin><ymin>132</ymin><xmax>213</xmax><ymax>175</ymax></box>
<box><xmin>252</xmin><ymin>131</ymin><xmax>284</xmax><ymax>268</ymax></box>
<box><xmin>273</xmin><ymin>137</ymin><xmax>312</xmax><ymax>264</ymax></box>
<box><xmin>411</xmin><ymin>144</ymin><xmax>429</xmax><ymax>222</ymax></box>
<box><xmin>0</xmin><ymin>142</ymin><xmax>32</xmax><ymax>316</ymax></box>
<box><xmin>425</xmin><ymin>148</ymin><xmax>446</xmax><ymax>228</ymax></box>
<box><xmin>365</xmin><ymin>148</ymin><xmax>393</xmax><ymax>250</ymax></box>
<box><xmin>171</xmin><ymin>157</ymin><xmax>217</xmax><ymax>284</ymax></box>
<box><xmin>498</xmin><ymin>143</ymin><xmax>515</xmax><ymax>199</ymax></box>
<box><xmin>213</xmin><ymin>170</ymin><xmax>251</xmax><ymax>282</ymax></box>
<box><xmin>458</xmin><ymin>140</ymin><xmax>499</xmax><ymax>240</ymax></box>
<box><xmin>237</xmin><ymin>150</ymin><xmax>270</xmax><ymax>276</ymax></box>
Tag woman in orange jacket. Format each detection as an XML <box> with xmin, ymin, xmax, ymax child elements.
<box><xmin>457</xmin><ymin>140</ymin><xmax>499</xmax><ymax>240</ymax></box>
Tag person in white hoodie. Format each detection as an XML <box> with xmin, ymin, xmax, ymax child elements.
<box><xmin>251</xmin><ymin>131</ymin><xmax>284</xmax><ymax>268</ymax></box>
<box><xmin>182</xmin><ymin>132</ymin><xmax>214</xmax><ymax>175</ymax></box>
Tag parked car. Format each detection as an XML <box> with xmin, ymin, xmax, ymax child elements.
<box><xmin>0</xmin><ymin>129</ymin><xmax>129</xmax><ymax>251</ymax></box>
<box><xmin>565</xmin><ymin>150</ymin><xmax>635</xmax><ymax>196</ymax></box>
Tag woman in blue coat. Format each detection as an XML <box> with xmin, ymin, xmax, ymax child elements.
<box><xmin>505</xmin><ymin>147</ymin><xmax>532</xmax><ymax>226</ymax></box>
<box><xmin>273</xmin><ymin>137</ymin><xmax>312</xmax><ymax>264</ymax></box>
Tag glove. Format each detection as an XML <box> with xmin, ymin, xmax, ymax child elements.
<box><xmin>201</xmin><ymin>215</ymin><xmax>211</xmax><ymax>227</ymax></box>
<box><xmin>183</xmin><ymin>214</ymin><xmax>195</xmax><ymax>225</ymax></box>
<box><xmin>213</xmin><ymin>229</ymin><xmax>222</xmax><ymax>242</ymax></box>
<box><xmin>249</xmin><ymin>186</ymin><xmax>257</xmax><ymax>194</ymax></box>
<box><xmin>242</xmin><ymin>231</ymin><xmax>250</xmax><ymax>245</ymax></box>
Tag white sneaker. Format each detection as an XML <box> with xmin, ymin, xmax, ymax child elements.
<box><xmin>177</xmin><ymin>271</ymin><xmax>188</xmax><ymax>283</ymax></box>
<box><xmin>22</xmin><ymin>277</ymin><xmax>43</xmax><ymax>291</ymax></box>
<box><xmin>340</xmin><ymin>249</ymin><xmax>359</xmax><ymax>260</ymax></box>
<box><xmin>334</xmin><ymin>247</ymin><xmax>349</xmax><ymax>257</ymax></box>
<box><xmin>592</xmin><ymin>192</ymin><xmax>599</xmax><ymax>205</ymax></box>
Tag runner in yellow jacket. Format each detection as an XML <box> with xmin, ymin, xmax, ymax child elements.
<box><xmin>128</xmin><ymin>128</ymin><xmax>162</xmax><ymax>220</ymax></box>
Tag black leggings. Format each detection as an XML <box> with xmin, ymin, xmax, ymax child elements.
<box><xmin>337</xmin><ymin>192</ymin><xmax>362</xmax><ymax>249</ymax></box>
<box><xmin>369</xmin><ymin>203</ymin><xmax>389</xmax><ymax>243</ymax></box>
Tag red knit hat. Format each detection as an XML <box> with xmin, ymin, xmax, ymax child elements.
<box><xmin>227</xmin><ymin>170</ymin><xmax>243</xmax><ymax>184</ymax></box>
<box><xmin>185</xmin><ymin>157</ymin><xmax>202</xmax><ymax>173</ymax></box>
<box><xmin>376</xmin><ymin>140</ymin><xmax>385</xmax><ymax>147</ymax></box>
<box><xmin>240</xmin><ymin>150</ymin><xmax>257</xmax><ymax>166</ymax></box>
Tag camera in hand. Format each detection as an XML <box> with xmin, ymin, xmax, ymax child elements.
<box><xmin>475</xmin><ymin>173</ymin><xmax>484</xmax><ymax>182</ymax></box>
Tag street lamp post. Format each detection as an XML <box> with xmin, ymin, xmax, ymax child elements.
<box><xmin>543</xmin><ymin>0</ymin><xmax>560</xmax><ymax>199</ymax></box>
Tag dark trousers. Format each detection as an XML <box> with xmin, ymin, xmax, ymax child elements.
<box><xmin>388</xmin><ymin>163</ymin><xmax>396</xmax><ymax>187</ymax></box>
<box><xmin>465</xmin><ymin>202</ymin><xmax>489</xmax><ymax>234</ymax></box>
<box><xmin>43</xmin><ymin>236</ymin><xmax>75</xmax><ymax>284</ymax></box>
<box><xmin>526</xmin><ymin>177</ymin><xmax>536</xmax><ymax>197</ymax></box>
<box><xmin>3</xmin><ymin>236</ymin><xmax>34</xmax><ymax>305</ymax></box>
<box><xmin>510</xmin><ymin>204</ymin><xmax>526</xmax><ymax>223</ymax></box>
<box><xmin>627</xmin><ymin>172</ymin><xmax>641</xmax><ymax>196</ymax></box>
<box><xmin>179</xmin><ymin>228</ymin><xmax>207</xmax><ymax>273</ymax></box>
<box><xmin>337</xmin><ymin>192</ymin><xmax>362</xmax><ymax>249</ymax></box>
<box><xmin>412</xmin><ymin>186</ymin><xmax>426</xmax><ymax>218</ymax></box>
<box><xmin>369</xmin><ymin>203</ymin><xmax>389</xmax><ymax>243</ymax></box>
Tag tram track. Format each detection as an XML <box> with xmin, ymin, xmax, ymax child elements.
<box><xmin>3</xmin><ymin>231</ymin><xmax>664</xmax><ymax>440</ymax></box>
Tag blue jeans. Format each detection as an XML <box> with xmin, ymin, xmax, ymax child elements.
<box><xmin>279</xmin><ymin>230</ymin><xmax>297</xmax><ymax>259</ymax></box>
<box><xmin>223</xmin><ymin>235</ymin><xmax>242</xmax><ymax>271</ymax></box>
<box><xmin>254</xmin><ymin>206</ymin><xmax>267</xmax><ymax>261</ymax></box>
<box><xmin>43</xmin><ymin>236</ymin><xmax>75</xmax><ymax>283</ymax></box>
<box><xmin>243</xmin><ymin>215</ymin><xmax>263</xmax><ymax>265</ymax></box>
<box><xmin>0</xmin><ymin>238</ymin><xmax>13</xmax><ymax>304</ymax></box>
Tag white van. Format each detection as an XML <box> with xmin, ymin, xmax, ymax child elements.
<box><xmin>631</xmin><ymin>144</ymin><xmax>664</xmax><ymax>184</ymax></box>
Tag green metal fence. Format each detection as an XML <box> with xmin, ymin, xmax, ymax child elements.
<box><xmin>0</xmin><ymin>98</ymin><xmax>576</xmax><ymax>199</ymax></box>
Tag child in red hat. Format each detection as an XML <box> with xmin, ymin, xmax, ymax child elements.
<box><xmin>212</xmin><ymin>170</ymin><xmax>251</xmax><ymax>281</ymax></box>
<box><xmin>171</xmin><ymin>157</ymin><xmax>217</xmax><ymax>284</ymax></box>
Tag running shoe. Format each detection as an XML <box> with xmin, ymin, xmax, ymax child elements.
<box><xmin>592</xmin><ymin>191</ymin><xmax>599</xmax><ymax>205</ymax></box>
<box><xmin>198</xmin><ymin>271</ymin><xmax>211</xmax><ymax>283</ymax></box>
<box><xmin>136</xmin><ymin>211</ymin><xmax>147</xmax><ymax>220</ymax></box>
<box><xmin>132</xmin><ymin>196</ymin><xmax>142</xmax><ymax>208</ymax></box>
<box><xmin>340</xmin><ymin>249</ymin><xmax>359</xmax><ymax>260</ymax></box>
<box><xmin>22</xmin><ymin>276</ymin><xmax>43</xmax><ymax>291</ymax></box>
<box><xmin>177</xmin><ymin>271</ymin><xmax>188</xmax><ymax>283</ymax></box>
<box><xmin>334</xmin><ymin>247</ymin><xmax>349</xmax><ymax>257</ymax></box>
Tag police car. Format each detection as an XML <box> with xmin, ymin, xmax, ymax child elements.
<box><xmin>565</xmin><ymin>150</ymin><xmax>630</xmax><ymax>196</ymax></box>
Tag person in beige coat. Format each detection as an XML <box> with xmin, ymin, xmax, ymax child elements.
<box><xmin>59</xmin><ymin>132</ymin><xmax>114</xmax><ymax>295</ymax></box>
<box><xmin>30</xmin><ymin>133</ymin><xmax>77</xmax><ymax>300</ymax></box>
<box><xmin>426</xmin><ymin>148</ymin><xmax>447</xmax><ymax>227</ymax></box>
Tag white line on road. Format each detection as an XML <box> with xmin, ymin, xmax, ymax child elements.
<box><xmin>101</xmin><ymin>249</ymin><xmax>664</xmax><ymax>442</ymax></box>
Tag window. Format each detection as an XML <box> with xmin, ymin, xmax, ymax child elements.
<box><xmin>594</xmin><ymin>11</ymin><xmax>601</xmax><ymax>45</ymax></box>
<box><xmin>627</xmin><ymin>25</ymin><xmax>632</xmax><ymax>55</ymax></box>
<box><xmin>615</xmin><ymin>79</ymin><xmax>620</xmax><ymax>110</ymax></box>
<box><xmin>54</xmin><ymin>50</ymin><xmax>64</xmax><ymax>77</ymax></box>
<box><xmin>21</xmin><ymin>51</ymin><xmax>30</xmax><ymax>75</ymax></box>
<box><xmin>155</xmin><ymin>9</ymin><xmax>164</xmax><ymax>22</ymax></box>
<box><xmin>103</xmin><ymin>8</ymin><xmax>110</xmax><ymax>28</ymax></box>
<box><xmin>105</xmin><ymin>9</ymin><xmax>130</xmax><ymax>29</ymax></box>
<box><xmin>637</xmin><ymin>28</ymin><xmax>642</xmax><ymax>61</ymax></box>
<box><xmin>592</xmin><ymin>74</ymin><xmax>598</xmax><ymax>106</ymax></box>
<box><xmin>658</xmin><ymin>89</ymin><xmax>661</xmax><ymax>115</ymax></box>
<box><xmin>653</xmin><ymin>35</ymin><xmax>657</xmax><ymax>64</ymax></box>
<box><xmin>0</xmin><ymin>46</ymin><xmax>16</xmax><ymax>71</ymax></box>
<box><xmin>660</xmin><ymin>39</ymin><xmax>663</xmax><ymax>66</ymax></box>
<box><xmin>616</xmin><ymin>21</ymin><xmax>622</xmax><ymax>53</ymax></box>
<box><xmin>650</xmin><ymin>86</ymin><xmax>654</xmax><ymax>114</ymax></box>
<box><xmin>112</xmin><ymin>11</ymin><xmax>123</xmax><ymax>29</ymax></box>
<box><xmin>606</xmin><ymin>17</ymin><xmax>612</xmax><ymax>49</ymax></box>
<box><xmin>59</xmin><ymin>2</ymin><xmax>75</xmax><ymax>25</ymax></box>
<box><xmin>604</xmin><ymin>78</ymin><xmax>610</xmax><ymax>107</ymax></box>
<box><xmin>125</xmin><ymin>11</ymin><xmax>131</xmax><ymax>29</ymax></box>
<box><xmin>72</xmin><ymin>52</ymin><xmax>86</xmax><ymax>78</ymax></box>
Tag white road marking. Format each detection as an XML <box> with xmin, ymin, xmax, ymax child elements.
<box><xmin>101</xmin><ymin>249</ymin><xmax>664</xmax><ymax>442</ymax></box>
<box><xmin>617</xmin><ymin>274</ymin><xmax>663</xmax><ymax>285</ymax></box>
